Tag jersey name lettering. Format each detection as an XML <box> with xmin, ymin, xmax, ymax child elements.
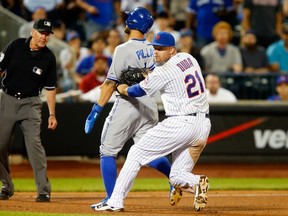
<box><xmin>176</xmin><ymin>57</ymin><xmax>194</xmax><ymax>72</ymax></box>
<box><xmin>136</xmin><ymin>48</ymin><xmax>154</xmax><ymax>60</ymax></box>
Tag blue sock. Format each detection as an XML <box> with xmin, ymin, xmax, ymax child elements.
<box><xmin>100</xmin><ymin>156</ymin><xmax>117</xmax><ymax>199</ymax></box>
<box><xmin>148</xmin><ymin>157</ymin><xmax>173</xmax><ymax>190</ymax></box>
<box><xmin>148</xmin><ymin>157</ymin><xmax>171</xmax><ymax>177</ymax></box>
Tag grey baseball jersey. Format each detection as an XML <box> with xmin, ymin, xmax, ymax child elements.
<box><xmin>100</xmin><ymin>39</ymin><xmax>157</xmax><ymax>156</ymax></box>
<box><xmin>107</xmin><ymin>52</ymin><xmax>211</xmax><ymax>208</ymax></box>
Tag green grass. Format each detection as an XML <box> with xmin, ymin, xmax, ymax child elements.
<box><xmin>2</xmin><ymin>178</ymin><xmax>288</xmax><ymax>216</ymax></box>
<box><xmin>11</xmin><ymin>177</ymin><xmax>288</xmax><ymax>192</ymax></box>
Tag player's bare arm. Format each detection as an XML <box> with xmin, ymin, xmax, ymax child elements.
<box><xmin>84</xmin><ymin>79</ymin><xmax>117</xmax><ymax>134</ymax></box>
<box><xmin>116</xmin><ymin>84</ymin><xmax>129</xmax><ymax>96</ymax></box>
<box><xmin>97</xmin><ymin>79</ymin><xmax>117</xmax><ymax>106</ymax></box>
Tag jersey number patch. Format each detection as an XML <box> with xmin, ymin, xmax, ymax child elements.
<box><xmin>185</xmin><ymin>71</ymin><xmax>204</xmax><ymax>98</ymax></box>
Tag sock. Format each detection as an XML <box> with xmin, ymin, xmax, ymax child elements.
<box><xmin>100</xmin><ymin>156</ymin><xmax>117</xmax><ymax>199</ymax></box>
<box><xmin>148</xmin><ymin>157</ymin><xmax>171</xmax><ymax>177</ymax></box>
<box><xmin>148</xmin><ymin>157</ymin><xmax>173</xmax><ymax>190</ymax></box>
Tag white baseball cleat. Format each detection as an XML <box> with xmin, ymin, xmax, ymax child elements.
<box><xmin>170</xmin><ymin>187</ymin><xmax>182</xmax><ymax>206</ymax></box>
<box><xmin>90</xmin><ymin>197</ymin><xmax>108</xmax><ymax>209</ymax></box>
<box><xmin>92</xmin><ymin>202</ymin><xmax>124</xmax><ymax>212</ymax></box>
<box><xmin>193</xmin><ymin>175</ymin><xmax>209</xmax><ymax>212</ymax></box>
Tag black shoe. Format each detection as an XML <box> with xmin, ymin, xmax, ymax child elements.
<box><xmin>36</xmin><ymin>194</ymin><xmax>50</xmax><ymax>202</ymax></box>
<box><xmin>0</xmin><ymin>189</ymin><xmax>13</xmax><ymax>200</ymax></box>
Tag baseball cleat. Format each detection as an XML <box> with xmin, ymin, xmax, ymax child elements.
<box><xmin>92</xmin><ymin>202</ymin><xmax>124</xmax><ymax>212</ymax></box>
<box><xmin>193</xmin><ymin>176</ymin><xmax>209</xmax><ymax>212</ymax></box>
<box><xmin>90</xmin><ymin>197</ymin><xmax>108</xmax><ymax>209</ymax></box>
<box><xmin>170</xmin><ymin>187</ymin><xmax>182</xmax><ymax>206</ymax></box>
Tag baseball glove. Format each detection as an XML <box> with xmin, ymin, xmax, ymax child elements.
<box><xmin>119</xmin><ymin>66</ymin><xmax>149</xmax><ymax>86</ymax></box>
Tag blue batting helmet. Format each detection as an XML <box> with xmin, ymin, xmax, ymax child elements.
<box><xmin>125</xmin><ymin>7</ymin><xmax>154</xmax><ymax>34</ymax></box>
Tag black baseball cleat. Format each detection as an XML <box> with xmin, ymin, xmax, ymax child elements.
<box><xmin>0</xmin><ymin>189</ymin><xmax>14</xmax><ymax>200</ymax></box>
<box><xmin>36</xmin><ymin>194</ymin><xmax>50</xmax><ymax>202</ymax></box>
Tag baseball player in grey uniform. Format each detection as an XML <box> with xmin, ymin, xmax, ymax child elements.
<box><xmin>94</xmin><ymin>32</ymin><xmax>211</xmax><ymax>212</ymax></box>
<box><xmin>84</xmin><ymin>7</ymin><xmax>179</xmax><ymax>208</ymax></box>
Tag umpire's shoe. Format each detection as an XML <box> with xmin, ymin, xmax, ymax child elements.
<box><xmin>0</xmin><ymin>189</ymin><xmax>14</xmax><ymax>200</ymax></box>
<box><xmin>170</xmin><ymin>187</ymin><xmax>182</xmax><ymax>206</ymax></box>
<box><xmin>194</xmin><ymin>176</ymin><xmax>209</xmax><ymax>211</ymax></box>
<box><xmin>36</xmin><ymin>194</ymin><xmax>50</xmax><ymax>202</ymax></box>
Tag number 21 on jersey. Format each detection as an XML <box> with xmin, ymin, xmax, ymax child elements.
<box><xmin>185</xmin><ymin>70</ymin><xmax>205</xmax><ymax>98</ymax></box>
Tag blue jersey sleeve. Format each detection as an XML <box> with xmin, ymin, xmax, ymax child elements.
<box><xmin>127</xmin><ymin>84</ymin><xmax>147</xmax><ymax>97</ymax></box>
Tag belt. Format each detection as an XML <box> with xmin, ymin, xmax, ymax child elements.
<box><xmin>168</xmin><ymin>113</ymin><xmax>210</xmax><ymax>118</ymax></box>
<box><xmin>188</xmin><ymin>113</ymin><xmax>210</xmax><ymax>118</ymax></box>
<box><xmin>2</xmin><ymin>87</ymin><xmax>39</xmax><ymax>99</ymax></box>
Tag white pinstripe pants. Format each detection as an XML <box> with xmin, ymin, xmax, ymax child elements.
<box><xmin>107</xmin><ymin>114</ymin><xmax>211</xmax><ymax>208</ymax></box>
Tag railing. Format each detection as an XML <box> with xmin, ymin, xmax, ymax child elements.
<box><xmin>0</xmin><ymin>5</ymin><xmax>68</xmax><ymax>65</ymax></box>
<box><xmin>205</xmin><ymin>72</ymin><xmax>281</xmax><ymax>100</ymax></box>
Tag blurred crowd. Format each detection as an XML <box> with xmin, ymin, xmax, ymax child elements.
<box><xmin>1</xmin><ymin>0</ymin><xmax>288</xmax><ymax>102</ymax></box>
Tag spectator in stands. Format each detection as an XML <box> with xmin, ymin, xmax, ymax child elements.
<box><xmin>267</xmin><ymin>22</ymin><xmax>288</xmax><ymax>73</ymax></box>
<box><xmin>146</xmin><ymin>31</ymin><xmax>155</xmax><ymax>43</ymax></box>
<box><xmin>267</xmin><ymin>75</ymin><xmax>288</xmax><ymax>101</ymax></box>
<box><xmin>104</xmin><ymin>28</ymin><xmax>122</xmax><ymax>59</ymax></box>
<box><xmin>23</xmin><ymin>0</ymin><xmax>64</xmax><ymax>22</ymax></box>
<box><xmin>240</xmin><ymin>30</ymin><xmax>269</xmax><ymax>73</ymax></box>
<box><xmin>75</xmin><ymin>35</ymin><xmax>112</xmax><ymax>84</ymax></box>
<box><xmin>1</xmin><ymin>0</ymin><xmax>26</xmax><ymax>18</ymax></box>
<box><xmin>75</xmin><ymin>0</ymin><xmax>117</xmax><ymax>40</ymax></box>
<box><xmin>205</xmin><ymin>73</ymin><xmax>237</xmax><ymax>103</ymax></box>
<box><xmin>186</xmin><ymin>0</ymin><xmax>234</xmax><ymax>48</ymax></box>
<box><xmin>284</xmin><ymin>0</ymin><xmax>288</xmax><ymax>19</ymax></box>
<box><xmin>18</xmin><ymin>7</ymin><xmax>47</xmax><ymax>38</ymax></box>
<box><xmin>119</xmin><ymin>0</ymin><xmax>152</xmax><ymax>20</ymax></box>
<box><xmin>242</xmin><ymin>0</ymin><xmax>282</xmax><ymax>48</ymax></box>
<box><xmin>178</xmin><ymin>28</ymin><xmax>204</xmax><ymax>69</ymax></box>
<box><xmin>169</xmin><ymin>0</ymin><xmax>189</xmax><ymax>31</ymax></box>
<box><xmin>52</xmin><ymin>20</ymin><xmax>66</xmax><ymax>41</ymax></box>
<box><xmin>60</xmin><ymin>0</ymin><xmax>86</xmax><ymax>42</ymax></box>
<box><xmin>79</xmin><ymin>55</ymin><xmax>108</xmax><ymax>93</ymax></box>
<box><xmin>59</xmin><ymin>31</ymin><xmax>90</xmax><ymax>90</ymax></box>
<box><xmin>200</xmin><ymin>21</ymin><xmax>242</xmax><ymax>74</ymax></box>
<box><xmin>153</xmin><ymin>11</ymin><xmax>180</xmax><ymax>46</ymax></box>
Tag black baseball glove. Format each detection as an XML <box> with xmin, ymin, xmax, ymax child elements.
<box><xmin>119</xmin><ymin>66</ymin><xmax>149</xmax><ymax>86</ymax></box>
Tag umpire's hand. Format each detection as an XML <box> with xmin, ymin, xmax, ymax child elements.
<box><xmin>48</xmin><ymin>115</ymin><xmax>57</xmax><ymax>130</ymax></box>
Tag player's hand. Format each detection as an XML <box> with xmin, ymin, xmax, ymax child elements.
<box><xmin>116</xmin><ymin>84</ymin><xmax>129</xmax><ymax>95</ymax></box>
<box><xmin>84</xmin><ymin>103</ymin><xmax>103</xmax><ymax>134</ymax></box>
<box><xmin>48</xmin><ymin>115</ymin><xmax>57</xmax><ymax>130</ymax></box>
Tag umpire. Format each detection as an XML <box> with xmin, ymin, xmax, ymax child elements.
<box><xmin>0</xmin><ymin>19</ymin><xmax>57</xmax><ymax>202</ymax></box>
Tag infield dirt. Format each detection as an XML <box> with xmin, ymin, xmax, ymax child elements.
<box><xmin>0</xmin><ymin>160</ymin><xmax>287</xmax><ymax>215</ymax></box>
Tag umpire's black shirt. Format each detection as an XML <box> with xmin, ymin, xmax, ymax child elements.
<box><xmin>0</xmin><ymin>37</ymin><xmax>57</xmax><ymax>95</ymax></box>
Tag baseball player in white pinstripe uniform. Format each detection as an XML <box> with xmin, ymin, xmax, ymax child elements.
<box><xmin>85</xmin><ymin>8</ymin><xmax>180</xmax><ymax>209</ymax></box>
<box><xmin>94</xmin><ymin>31</ymin><xmax>211</xmax><ymax>212</ymax></box>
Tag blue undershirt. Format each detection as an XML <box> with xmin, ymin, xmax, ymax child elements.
<box><xmin>127</xmin><ymin>84</ymin><xmax>146</xmax><ymax>97</ymax></box>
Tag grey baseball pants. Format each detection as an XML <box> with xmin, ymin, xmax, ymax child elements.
<box><xmin>0</xmin><ymin>90</ymin><xmax>50</xmax><ymax>195</ymax></box>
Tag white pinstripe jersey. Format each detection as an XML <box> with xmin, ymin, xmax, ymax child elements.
<box><xmin>107</xmin><ymin>39</ymin><xmax>155</xmax><ymax>82</ymax></box>
<box><xmin>140</xmin><ymin>52</ymin><xmax>209</xmax><ymax>116</ymax></box>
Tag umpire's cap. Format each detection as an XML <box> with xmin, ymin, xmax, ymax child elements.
<box><xmin>33</xmin><ymin>19</ymin><xmax>54</xmax><ymax>34</ymax></box>
<box><xmin>151</xmin><ymin>32</ymin><xmax>175</xmax><ymax>47</ymax></box>
<box><xmin>125</xmin><ymin>7</ymin><xmax>153</xmax><ymax>34</ymax></box>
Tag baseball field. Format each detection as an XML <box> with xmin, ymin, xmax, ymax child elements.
<box><xmin>0</xmin><ymin>160</ymin><xmax>288</xmax><ymax>216</ymax></box>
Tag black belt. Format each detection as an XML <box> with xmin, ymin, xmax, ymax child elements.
<box><xmin>188</xmin><ymin>113</ymin><xmax>210</xmax><ymax>118</ymax></box>
<box><xmin>2</xmin><ymin>87</ymin><xmax>39</xmax><ymax>99</ymax></box>
<box><xmin>168</xmin><ymin>113</ymin><xmax>210</xmax><ymax>118</ymax></box>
